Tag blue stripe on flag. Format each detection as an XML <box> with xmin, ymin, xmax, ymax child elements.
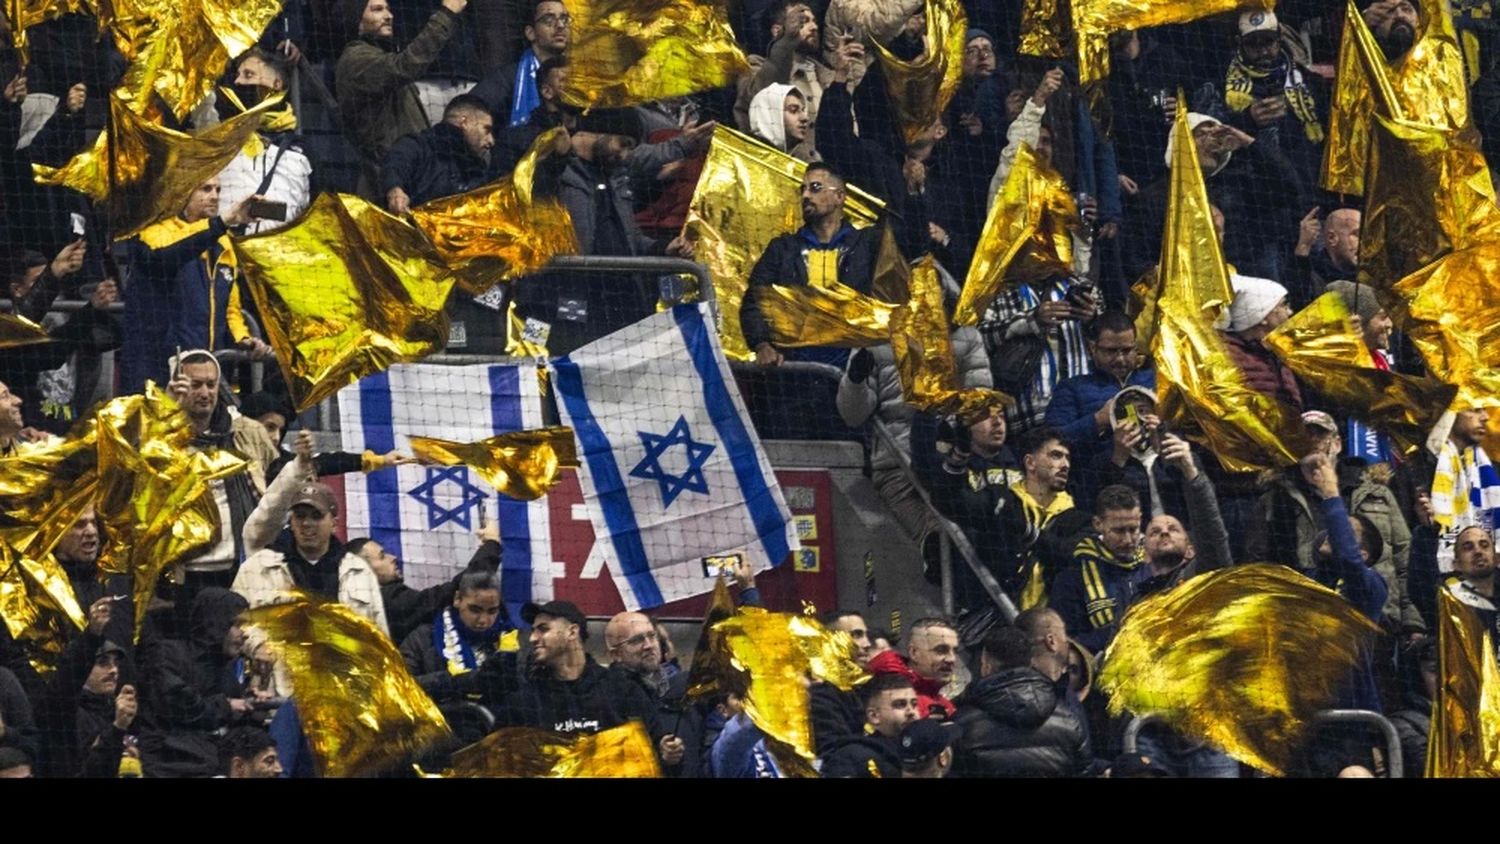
<box><xmin>359</xmin><ymin>371</ymin><xmax>403</xmax><ymax>561</ymax></box>
<box><xmin>489</xmin><ymin>365</ymin><xmax>533</xmax><ymax>609</ymax></box>
<box><xmin>553</xmin><ymin>356</ymin><xmax>664</xmax><ymax>608</ymax></box>
<box><xmin>672</xmin><ymin>305</ymin><xmax>792</xmax><ymax>567</ymax></box>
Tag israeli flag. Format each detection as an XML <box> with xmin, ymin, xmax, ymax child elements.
<box><xmin>338</xmin><ymin>363</ymin><xmax>558</xmax><ymax>613</ymax></box>
<box><xmin>550</xmin><ymin>303</ymin><xmax>799</xmax><ymax>610</ymax></box>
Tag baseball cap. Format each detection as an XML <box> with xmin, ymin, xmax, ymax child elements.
<box><xmin>1238</xmin><ymin>10</ymin><xmax>1278</xmax><ymax>36</ymax></box>
<box><xmin>291</xmin><ymin>482</ymin><xmax>338</xmax><ymax>516</ymax></box>
<box><xmin>898</xmin><ymin>719</ymin><xmax>958</xmax><ymax>767</ymax></box>
<box><xmin>521</xmin><ymin>600</ymin><xmax>590</xmax><ymax>640</ymax></box>
<box><xmin>1301</xmin><ymin>410</ymin><xmax>1339</xmax><ymax>434</ymax></box>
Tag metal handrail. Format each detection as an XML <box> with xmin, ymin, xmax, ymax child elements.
<box><xmin>1121</xmin><ymin>709</ymin><xmax>1404</xmax><ymax>778</ymax></box>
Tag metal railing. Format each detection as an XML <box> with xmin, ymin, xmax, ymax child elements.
<box><xmin>1121</xmin><ymin>709</ymin><xmax>1404</xmax><ymax>778</ymax></box>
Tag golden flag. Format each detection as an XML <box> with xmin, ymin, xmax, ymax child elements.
<box><xmin>871</xmin><ymin>0</ymin><xmax>967</xmax><ymax>145</ymax></box>
<box><xmin>1</xmin><ymin>312</ymin><xmax>51</xmax><ymax>348</ymax></box>
<box><xmin>1427</xmin><ymin>586</ymin><xmax>1500</xmax><ymax>777</ymax></box>
<box><xmin>1019</xmin><ymin>0</ymin><xmax>1070</xmax><ymax>58</ymax></box>
<box><xmin>954</xmin><ymin>143</ymin><xmax>1076</xmax><ymax>326</ymax></box>
<box><xmin>1322</xmin><ymin>0</ymin><xmax>1470</xmax><ymax>196</ymax></box>
<box><xmin>1098</xmin><ymin>564</ymin><xmax>1382</xmax><ymax>776</ymax></box>
<box><xmin>560</xmin><ymin>0</ymin><xmax>749</xmax><ymax>110</ymax></box>
<box><xmin>756</xmin><ymin>281</ymin><xmax>897</xmax><ymax>349</ymax></box>
<box><xmin>714</xmin><ymin>607</ymin><xmax>868</xmax><ymax>763</ymax></box>
<box><xmin>445</xmin><ymin>721</ymin><xmax>662</xmax><ymax>777</ymax></box>
<box><xmin>685</xmin><ymin>576</ymin><xmax>738</xmax><ymax>701</ymax></box>
<box><xmin>244</xmin><ymin>592</ymin><xmax>452</xmax><ymax>778</ymax></box>
<box><xmin>1071</xmin><ymin>0</ymin><xmax>1270</xmax><ymax>83</ymax></box>
<box><xmin>408</xmin><ymin>428</ymin><xmax>579</xmax><ymax>501</ymax></box>
<box><xmin>233</xmin><ymin>192</ymin><xmax>456</xmax><ymax>413</ymax></box>
<box><xmin>684</xmin><ymin>125</ymin><xmax>885</xmax><ymax>360</ymax></box>
<box><xmin>33</xmin><ymin>90</ymin><xmax>292</xmax><ymax>239</ymax></box>
<box><xmin>91</xmin><ymin>384</ymin><xmax>249</xmax><ymax>643</ymax></box>
<box><xmin>891</xmin><ymin>257</ymin><xmax>1012</xmax><ymax>421</ymax></box>
<box><xmin>1152</xmin><ymin>102</ymin><xmax>1311</xmax><ymax>472</ymax></box>
<box><xmin>409</xmin><ymin>127</ymin><xmax>579</xmax><ymax>296</ymax></box>
<box><xmin>1264</xmin><ymin>292</ymin><xmax>1457</xmax><ymax>456</ymax></box>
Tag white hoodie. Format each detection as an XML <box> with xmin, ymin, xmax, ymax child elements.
<box><xmin>748</xmin><ymin>83</ymin><xmax>799</xmax><ymax>152</ymax></box>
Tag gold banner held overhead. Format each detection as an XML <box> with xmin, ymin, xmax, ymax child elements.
<box><xmin>871</xmin><ymin>0</ymin><xmax>968</xmax><ymax>145</ymax></box>
<box><xmin>1071</xmin><ymin>0</ymin><xmax>1271</xmax><ymax>83</ymax></box>
<box><xmin>408</xmin><ymin>428</ymin><xmax>579</xmax><ymax>501</ymax></box>
<box><xmin>560</xmin><ymin>0</ymin><xmax>748</xmax><ymax>109</ymax></box>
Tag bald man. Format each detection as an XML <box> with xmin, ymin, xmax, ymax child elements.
<box><xmin>606</xmin><ymin>611</ymin><xmax>696</xmax><ymax>776</ymax></box>
<box><xmin>1446</xmin><ymin>524</ymin><xmax>1499</xmax><ymax>658</ymax></box>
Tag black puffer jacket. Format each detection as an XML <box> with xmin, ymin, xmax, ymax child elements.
<box><xmin>951</xmin><ymin>667</ymin><xmax>1091</xmax><ymax>778</ymax></box>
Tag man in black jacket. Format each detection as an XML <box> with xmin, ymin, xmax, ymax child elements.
<box><xmin>383</xmin><ymin>93</ymin><xmax>495</xmax><ymax>212</ymax></box>
<box><xmin>951</xmin><ymin>621</ymin><xmax>1091</xmax><ymax>777</ymax></box>
<box><xmin>819</xmin><ymin>673</ymin><xmax>915</xmax><ymax>777</ymax></box>
<box><xmin>604</xmin><ymin>610</ymin><xmax>693</xmax><ymax>774</ymax></box>
<box><xmin>399</xmin><ymin>571</ymin><xmax>511</xmax><ymax>708</ymax></box>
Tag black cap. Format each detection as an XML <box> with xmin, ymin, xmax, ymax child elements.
<box><xmin>898</xmin><ymin>719</ymin><xmax>957</xmax><ymax>767</ymax></box>
<box><xmin>1111</xmin><ymin>752</ymin><xmax>1172</xmax><ymax>778</ymax></box>
<box><xmin>575</xmin><ymin>108</ymin><xmax>644</xmax><ymax>142</ymax></box>
<box><xmin>96</xmin><ymin>639</ymin><xmax>126</xmax><ymax>659</ymax></box>
<box><xmin>521</xmin><ymin>600</ymin><xmax>589</xmax><ymax>640</ymax></box>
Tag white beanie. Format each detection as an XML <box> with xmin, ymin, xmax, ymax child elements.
<box><xmin>1164</xmin><ymin>113</ymin><xmax>1231</xmax><ymax>175</ymax></box>
<box><xmin>1228</xmin><ymin>274</ymin><xmax>1288</xmax><ymax>333</ymax></box>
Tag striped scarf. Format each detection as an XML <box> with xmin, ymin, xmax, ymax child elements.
<box><xmin>1224</xmin><ymin>54</ymin><xmax>1324</xmax><ymax>143</ymax></box>
<box><xmin>1010</xmin><ymin>482</ymin><xmax>1075</xmax><ymax>609</ymax></box>
<box><xmin>1072</xmin><ymin>536</ymin><xmax>1144</xmax><ymax>634</ymax></box>
<box><xmin>1431</xmin><ymin>443</ymin><xmax>1500</xmax><ymax>570</ymax></box>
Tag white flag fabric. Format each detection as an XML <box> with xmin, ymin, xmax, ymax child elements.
<box><xmin>337</xmin><ymin>363</ymin><xmax>559</xmax><ymax>612</ymax></box>
<box><xmin>550</xmin><ymin>303</ymin><xmax>799</xmax><ymax>610</ymax></box>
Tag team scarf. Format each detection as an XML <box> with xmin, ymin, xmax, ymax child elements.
<box><xmin>1010</xmin><ymin>482</ymin><xmax>1076</xmax><ymax>610</ymax></box>
<box><xmin>1431</xmin><ymin>443</ymin><xmax>1500</xmax><ymax>571</ymax></box>
<box><xmin>435</xmin><ymin>606</ymin><xmax>512</xmax><ymax>675</ymax></box>
<box><xmin>1224</xmin><ymin>53</ymin><xmax>1324</xmax><ymax>143</ymax></box>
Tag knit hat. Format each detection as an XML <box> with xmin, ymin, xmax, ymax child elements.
<box><xmin>1228</xmin><ymin>274</ymin><xmax>1288</xmax><ymax>333</ymax></box>
<box><xmin>1323</xmin><ymin>280</ymin><xmax>1383</xmax><ymax>326</ymax></box>
<box><xmin>167</xmin><ymin>348</ymin><xmax>221</xmax><ymax>380</ymax></box>
<box><xmin>965</xmin><ymin>27</ymin><xmax>994</xmax><ymax>46</ymax></box>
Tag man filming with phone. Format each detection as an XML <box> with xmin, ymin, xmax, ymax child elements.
<box><xmin>216</xmin><ymin>47</ymin><xmax>311</xmax><ymax>236</ymax></box>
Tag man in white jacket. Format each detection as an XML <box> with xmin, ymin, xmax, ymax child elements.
<box><xmin>232</xmin><ymin>431</ymin><xmax>389</xmax><ymax>637</ymax></box>
<box><xmin>216</xmin><ymin>48</ymin><xmax>313</xmax><ymax>235</ymax></box>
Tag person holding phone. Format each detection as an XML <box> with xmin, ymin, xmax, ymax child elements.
<box><xmin>216</xmin><ymin>47</ymin><xmax>312</xmax><ymax>235</ymax></box>
<box><xmin>1219</xmin><ymin>10</ymin><xmax>1327</xmax><ymax>199</ymax></box>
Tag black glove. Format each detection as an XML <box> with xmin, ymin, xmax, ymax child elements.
<box><xmin>936</xmin><ymin>416</ymin><xmax>972</xmax><ymax>457</ymax></box>
<box><xmin>847</xmin><ymin>348</ymin><xmax>876</xmax><ymax>385</ymax></box>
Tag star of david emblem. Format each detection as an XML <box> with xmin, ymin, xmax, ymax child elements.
<box><xmin>629</xmin><ymin>416</ymin><xmax>716</xmax><ymax>508</ymax></box>
<box><xmin>408</xmin><ymin>465</ymin><xmax>489</xmax><ymax>529</ymax></box>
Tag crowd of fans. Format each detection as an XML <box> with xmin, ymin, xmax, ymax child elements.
<box><xmin>1</xmin><ymin>0</ymin><xmax>1499</xmax><ymax>777</ymax></box>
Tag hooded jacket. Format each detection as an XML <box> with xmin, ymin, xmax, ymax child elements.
<box><xmin>746</xmin><ymin>83</ymin><xmax>816</xmax><ymax>163</ymax></box>
<box><xmin>867</xmin><ymin>650</ymin><xmax>955</xmax><ymax>719</ymax></box>
<box><xmin>137</xmin><ymin>588</ymin><xmax>249</xmax><ymax>778</ymax></box>
<box><xmin>951</xmin><ymin>666</ymin><xmax>1091</xmax><ymax>777</ymax></box>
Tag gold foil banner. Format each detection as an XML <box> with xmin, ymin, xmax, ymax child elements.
<box><xmin>714</xmin><ymin>607</ymin><xmax>868</xmax><ymax>763</ymax></box>
<box><xmin>757</xmin><ymin>281</ymin><xmax>896</xmax><ymax>348</ymax></box>
<box><xmin>1322</xmin><ymin>0</ymin><xmax>1470</xmax><ymax>196</ymax></box>
<box><xmin>34</xmin><ymin>90</ymin><xmax>291</xmax><ymax>239</ymax></box>
<box><xmin>446</xmin><ymin>721</ymin><xmax>662</xmax><ymax>778</ymax></box>
<box><xmin>560</xmin><ymin>0</ymin><xmax>749</xmax><ymax>110</ymax></box>
<box><xmin>409</xmin><ymin>128</ymin><xmax>578</xmax><ymax>295</ymax></box>
<box><xmin>892</xmin><ymin>257</ymin><xmax>1012</xmax><ymax>420</ymax></box>
<box><xmin>684</xmin><ymin>576</ymin><xmax>738</xmax><ymax>701</ymax></box>
<box><xmin>1098</xmin><ymin>564</ymin><xmax>1381</xmax><ymax>776</ymax></box>
<box><xmin>1071</xmin><ymin>0</ymin><xmax>1271</xmax><ymax>83</ymax></box>
<box><xmin>684</xmin><ymin>125</ymin><xmax>885</xmax><ymax>360</ymax></box>
<box><xmin>871</xmin><ymin>0</ymin><xmax>968</xmax><ymax>145</ymax></box>
<box><xmin>1153</xmin><ymin>102</ymin><xmax>1311</xmax><ymax>472</ymax></box>
<box><xmin>244</xmin><ymin>592</ymin><xmax>451</xmax><ymax>777</ymax></box>
<box><xmin>954</xmin><ymin>143</ymin><xmax>1076</xmax><ymax>326</ymax></box>
<box><xmin>233</xmin><ymin>192</ymin><xmax>456</xmax><ymax>413</ymax></box>
<box><xmin>1427</xmin><ymin>586</ymin><xmax>1500</xmax><ymax>777</ymax></box>
<box><xmin>1</xmin><ymin>312</ymin><xmax>52</xmax><ymax>348</ymax></box>
<box><xmin>1019</xmin><ymin>0</ymin><xmax>1069</xmax><ymax>58</ymax></box>
<box><xmin>1264</xmin><ymin>292</ymin><xmax>1457</xmax><ymax>456</ymax></box>
<box><xmin>0</xmin><ymin>542</ymin><xmax>85</xmax><ymax>675</ymax></box>
<box><xmin>408</xmin><ymin>428</ymin><xmax>579</xmax><ymax>501</ymax></box>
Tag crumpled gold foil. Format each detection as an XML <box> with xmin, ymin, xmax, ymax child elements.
<box><xmin>409</xmin><ymin>127</ymin><xmax>578</xmax><ymax>296</ymax></box>
<box><xmin>233</xmin><ymin>192</ymin><xmax>456</xmax><ymax>413</ymax></box>
<box><xmin>0</xmin><ymin>542</ymin><xmax>85</xmax><ymax>675</ymax></box>
<box><xmin>243</xmin><ymin>591</ymin><xmax>452</xmax><ymax>778</ymax></box>
<box><xmin>684</xmin><ymin>125</ymin><xmax>885</xmax><ymax>360</ymax></box>
<box><xmin>1071</xmin><ymin>0</ymin><xmax>1271</xmax><ymax>83</ymax></box>
<box><xmin>871</xmin><ymin>0</ymin><xmax>967</xmax><ymax>145</ymax></box>
<box><xmin>1152</xmin><ymin>103</ymin><xmax>1311</xmax><ymax>472</ymax></box>
<box><xmin>685</xmin><ymin>576</ymin><xmax>738</xmax><ymax>701</ymax></box>
<box><xmin>1322</xmin><ymin>0</ymin><xmax>1470</xmax><ymax>197</ymax></box>
<box><xmin>713</xmin><ymin>607</ymin><xmax>868</xmax><ymax>764</ymax></box>
<box><xmin>1264</xmin><ymin>292</ymin><xmax>1456</xmax><ymax>456</ymax></box>
<box><xmin>1098</xmin><ymin>564</ymin><xmax>1382</xmax><ymax>776</ymax></box>
<box><xmin>559</xmin><ymin>0</ymin><xmax>749</xmax><ymax>110</ymax></box>
<box><xmin>1</xmin><ymin>312</ymin><xmax>52</xmax><ymax>348</ymax></box>
<box><xmin>33</xmin><ymin>90</ymin><xmax>291</xmax><ymax>239</ymax></box>
<box><xmin>7</xmin><ymin>0</ymin><xmax>90</xmax><ymax>66</ymax></box>
<box><xmin>445</xmin><ymin>721</ymin><xmax>662</xmax><ymax>778</ymax></box>
<box><xmin>892</xmin><ymin>257</ymin><xmax>1012</xmax><ymax>420</ymax></box>
<box><xmin>954</xmin><ymin>143</ymin><xmax>1076</xmax><ymax>326</ymax></box>
<box><xmin>408</xmin><ymin>428</ymin><xmax>579</xmax><ymax>501</ymax></box>
<box><xmin>1427</xmin><ymin>586</ymin><xmax>1500</xmax><ymax>777</ymax></box>
<box><xmin>756</xmin><ymin>281</ymin><xmax>896</xmax><ymax>348</ymax></box>
<box><xmin>1019</xmin><ymin>0</ymin><xmax>1070</xmax><ymax>58</ymax></box>
<box><xmin>92</xmin><ymin>384</ymin><xmax>249</xmax><ymax>643</ymax></box>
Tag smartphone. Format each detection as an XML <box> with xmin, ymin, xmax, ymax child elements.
<box><xmin>69</xmin><ymin>212</ymin><xmax>86</xmax><ymax>237</ymax></box>
<box><xmin>247</xmin><ymin>199</ymin><xmax>288</xmax><ymax>221</ymax></box>
<box><xmin>702</xmin><ymin>553</ymin><xmax>744</xmax><ymax>579</ymax></box>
